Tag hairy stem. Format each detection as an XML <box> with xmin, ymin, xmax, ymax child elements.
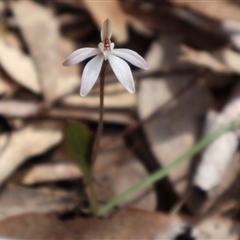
<box><xmin>87</xmin><ymin>61</ymin><xmax>108</xmax><ymax>216</ymax></box>
<box><xmin>91</xmin><ymin>62</ymin><xmax>107</xmax><ymax>167</ymax></box>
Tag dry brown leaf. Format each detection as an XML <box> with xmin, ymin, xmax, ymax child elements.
<box><xmin>3</xmin><ymin>31</ymin><xmax>23</xmax><ymax>49</ymax></box>
<box><xmin>179</xmin><ymin>45</ymin><xmax>231</xmax><ymax>73</ymax></box>
<box><xmin>144</xmin><ymin>41</ymin><xmax>164</xmax><ymax>70</ymax></box>
<box><xmin>96</xmin><ymin>82</ymin><xmax>134</xmax><ymax>93</ymax></box>
<box><xmin>208</xmin><ymin>157</ymin><xmax>240</xmax><ymax>215</ymax></box>
<box><xmin>221</xmin><ymin>19</ymin><xmax>240</xmax><ymax>50</ymax></box>
<box><xmin>194</xmin><ymin>82</ymin><xmax>240</xmax><ymax>193</ymax></box>
<box><xmin>0</xmin><ymin>72</ymin><xmax>16</xmax><ymax>98</ymax></box>
<box><xmin>216</xmin><ymin>49</ymin><xmax>240</xmax><ymax>74</ymax></box>
<box><xmin>94</xmin><ymin>136</ymin><xmax>156</xmax><ymax>211</ymax></box>
<box><xmin>0</xmin><ymin>81</ymin><xmax>13</xmax><ymax>98</ymax></box>
<box><xmin>230</xmin><ymin>34</ymin><xmax>240</xmax><ymax>51</ymax></box>
<box><xmin>83</xmin><ymin>1</ymin><xmax>152</xmax><ymax>44</ymax></box>
<box><xmin>0</xmin><ymin>1</ymin><xmax>5</xmax><ymax>12</ymax></box>
<box><xmin>180</xmin><ymin>45</ymin><xmax>240</xmax><ymax>75</ymax></box>
<box><xmin>45</xmin><ymin>108</ymin><xmax>136</xmax><ymax>125</ymax></box>
<box><xmin>0</xmin><ymin>122</ymin><xmax>62</xmax><ymax>186</ymax></box>
<box><xmin>22</xmin><ymin>163</ymin><xmax>82</xmax><ymax>185</ymax></box>
<box><xmin>0</xmin><ymin>100</ymin><xmax>40</xmax><ymax>117</ymax></box>
<box><xmin>172</xmin><ymin>1</ymin><xmax>240</xmax><ymax>21</ymax></box>
<box><xmin>145</xmin><ymin>38</ymin><xmax>197</xmax><ymax>75</ymax></box>
<box><xmin>187</xmin><ymin>153</ymin><xmax>240</xmax><ymax>216</ymax></box>
<box><xmin>11</xmin><ymin>1</ymin><xmax>79</xmax><ymax>104</ymax></box>
<box><xmin>61</xmin><ymin>92</ymin><xmax>136</xmax><ymax>109</ymax></box>
<box><xmin>0</xmin><ymin>134</ymin><xmax>8</xmax><ymax>153</ymax></box>
<box><xmin>0</xmin><ymin>207</ymin><xmax>240</xmax><ymax>239</ymax></box>
<box><xmin>0</xmin><ymin>39</ymin><xmax>40</xmax><ymax>93</ymax></box>
<box><xmin>187</xmin><ymin>82</ymin><xmax>240</xmax><ymax>214</ymax></box>
<box><xmin>83</xmin><ymin>0</ymin><xmax>128</xmax><ymax>44</ymax></box>
<box><xmin>221</xmin><ymin>20</ymin><xmax>240</xmax><ymax>34</ymax></box>
<box><xmin>138</xmin><ymin>41</ymin><xmax>212</xmax><ymax>197</ymax></box>
<box><xmin>0</xmin><ymin>208</ymin><xmax>173</xmax><ymax>239</ymax></box>
<box><xmin>137</xmin><ymin>74</ymin><xmax>213</xmax><ymax>196</ymax></box>
<box><xmin>59</xmin><ymin>37</ymin><xmax>81</xmax><ymax>97</ymax></box>
<box><xmin>0</xmin><ymin>185</ymin><xmax>78</xmax><ymax>221</ymax></box>
<box><xmin>194</xmin><ymin>111</ymin><xmax>238</xmax><ymax>193</ymax></box>
<box><xmin>193</xmin><ymin>214</ymin><xmax>240</xmax><ymax>239</ymax></box>
<box><xmin>127</xmin><ymin>15</ymin><xmax>153</xmax><ymax>37</ymax></box>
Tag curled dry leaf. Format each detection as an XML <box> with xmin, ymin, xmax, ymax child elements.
<box><xmin>0</xmin><ymin>39</ymin><xmax>40</xmax><ymax>93</ymax></box>
<box><xmin>0</xmin><ymin>122</ymin><xmax>62</xmax><ymax>186</ymax></box>
<box><xmin>0</xmin><ymin>100</ymin><xmax>40</xmax><ymax>118</ymax></box>
<box><xmin>11</xmin><ymin>1</ymin><xmax>79</xmax><ymax>104</ymax></box>
<box><xmin>22</xmin><ymin>163</ymin><xmax>82</xmax><ymax>185</ymax></box>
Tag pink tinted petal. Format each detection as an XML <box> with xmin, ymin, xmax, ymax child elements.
<box><xmin>108</xmin><ymin>55</ymin><xmax>135</xmax><ymax>93</ymax></box>
<box><xmin>101</xmin><ymin>19</ymin><xmax>112</xmax><ymax>41</ymax></box>
<box><xmin>111</xmin><ymin>49</ymin><xmax>149</xmax><ymax>69</ymax></box>
<box><xmin>98</xmin><ymin>42</ymin><xmax>111</xmax><ymax>60</ymax></box>
<box><xmin>80</xmin><ymin>54</ymin><xmax>104</xmax><ymax>96</ymax></box>
<box><xmin>62</xmin><ymin>48</ymin><xmax>100</xmax><ymax>66</ymax></box>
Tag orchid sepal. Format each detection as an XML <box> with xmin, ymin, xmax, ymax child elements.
<box><xmin>62</xmin><ymin>18</ymin><xmax>149</xmax><ymax>96</ymax></box>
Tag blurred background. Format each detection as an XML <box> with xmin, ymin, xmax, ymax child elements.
<box><xmin>0</xmin><ymin>0</ymin><xmax>240</xmax><ymax>239</ymax></box>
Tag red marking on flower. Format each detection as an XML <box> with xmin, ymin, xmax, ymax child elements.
<box><xmin>104</xmin><ymin>38</ymin><xmax>111</xmax><ymax>51</ymax></box>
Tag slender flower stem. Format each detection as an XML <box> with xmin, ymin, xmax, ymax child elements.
<box><xmin>91</xmin><ymin>61</ymin><xmax>108</xmax><ymax>167</ymax></box>
<box><xmin>87</xmin><ymin>61</ymin><xmax>108</xmax><ymax>216</ymax></box>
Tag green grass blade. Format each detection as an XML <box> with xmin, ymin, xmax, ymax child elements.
<box><xmin>97</xmin><ymin>117</ymin><xmax>240</xmax><ymax>217</ymax></box>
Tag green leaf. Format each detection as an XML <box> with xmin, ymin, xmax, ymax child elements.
<box><xmin>64</xmin><ymin>122</ymin><xmax>91</xmax><ymax>175</ymax></box>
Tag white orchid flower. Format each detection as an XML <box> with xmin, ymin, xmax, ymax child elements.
<box><xmin>62</xmin><ymin>19</ymin><xmax>149</xmax><ymax>97</ymax></box>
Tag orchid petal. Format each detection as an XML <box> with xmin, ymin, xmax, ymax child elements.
<box><xmin>98</xmin><ymin>42</ymin><xmax>105</xmax><ymax>55</ymax></box>
<box><xmin>101</xmin><ymin>19</ymin><xmax>112</xmax><ymax>41</ymax></box>
<box><xmin>80</xmin><ymin>54</ymin><xmax>104</xmax><ymax>96</ymax></box>
<box><xmin>110</xmin><ymin>42</ymin><xmax>115</xmax><ymax>50</ymax></box>
<box><xmin>62</xmin><ymin>48</ymin><xmax>100</xmax><ymax>66</ymax></box>
<box><xmin>111</xmin><ymin>49</ymin><xmax>149</xmax><ymax>69</ymax></box>
<box><xmin>108</xmin><ymin>55</ymin><xmax>135</xmax><ymax>93</ymax></box>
